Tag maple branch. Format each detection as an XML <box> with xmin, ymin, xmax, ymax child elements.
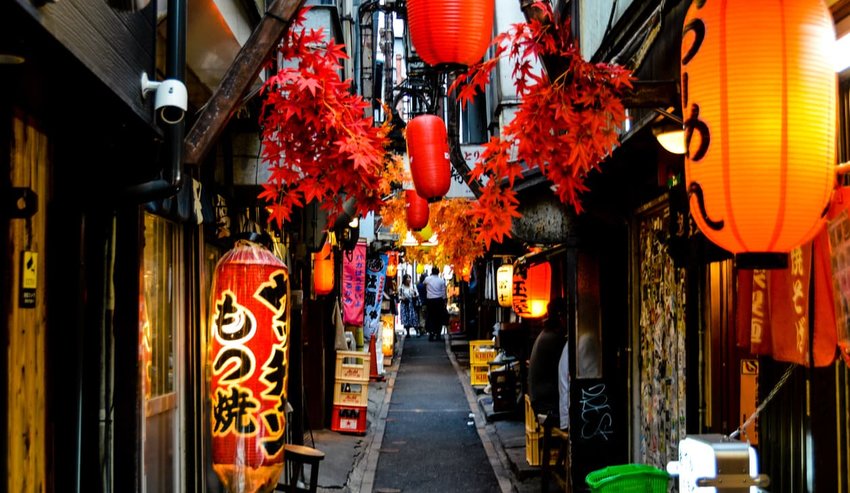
<box><xmin>445</xmin><ymin>72</ymin><xmax>483</xmax><ymax>199</ymax></box>
<box><xmin>518</xmin><ymin>0</ymin><xmax>678</xmax><ymax>108</ymax></box>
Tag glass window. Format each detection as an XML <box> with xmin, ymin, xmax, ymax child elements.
<box><xmin>141</xmin><ymin>213</ymin><xmax>183</xmax><ymax>492</ymax></box>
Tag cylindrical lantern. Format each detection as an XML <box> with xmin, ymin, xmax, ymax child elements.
<box><xmin>208</xmin><ymin>240</ymin><xmax>290</xmax><ymax>493</ymax></box>
<box><xmin>407</xmin><ymin>115</ymin><xmax>451</xmax><ymax>202</ymax></box>
<box><xmin>386</xmin><ymin>251</ymin><xmax>399</xmax><ymax>278</ymax></box>
<box><xmin>407</xmin><ymin>0</ymin><xmax>494</xmax><ymax>68</ymax></box>
<box><xmin>406</xmin><ymin>189</ymin><xmax>430</xmax><ymax>230</ymax></box>
<box><xmin>681</xmin><ymin>0</ymin><xmax>836</xmax><ymax>267</ymax></box>
<box><xmin>314</xmin><ymin>241</ymin><xmax>334</xmax><ymax>296</ymax></box>
<box><xmin>512</xmin><ymin>261</ymin><xmax>551</xmax><ymax>319</ymax></box>
<box><xmin>496</xmin><ymin>263</ymin><xmax>513</xmax><ymax>308</ymax></box>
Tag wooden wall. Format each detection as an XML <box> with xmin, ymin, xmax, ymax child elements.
<box><xmin>6</xmin><ymin>114</ymin><xmax>49</xmax><ymax>493</ymax></box>
<box><xmin>11</xmin><ymin>0</ymin><xmax>156</xmax><ymax>125</ymax></box>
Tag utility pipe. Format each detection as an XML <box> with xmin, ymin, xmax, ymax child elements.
<box><xmin>123</xmin><ymin>0</ymin><xmax>187</xmax><ymax>202</ymax></box>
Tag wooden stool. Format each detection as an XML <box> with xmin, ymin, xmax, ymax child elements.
<box><xmin>276</xmin><ymin>444</ymin><xmax>325</xmax><ymax>493</ymax></box>
<box><xmin>538</xmin><ymin>414</ymin><xmax>572</xmax><ymax>493</ymax></box>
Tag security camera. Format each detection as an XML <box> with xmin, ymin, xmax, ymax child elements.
<box><xmin>141</xmin><ymin>72</ymin><xmax>188</xmax><ymax>124</ymax></box>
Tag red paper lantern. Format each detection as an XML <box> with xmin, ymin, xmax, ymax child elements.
<box><xmin>208</xmin><ymin>240</ymin><xmax>290</xmax><ymax>492</ymax></box>
<box><xmin>407</xmin><ymin>0</ymin><xmax>494</xmax><ymax>68</ymax></box>
<box><xmin>407</xmin><ymin>115</ymin><xmax>451</xmax><ymax>202</ymax></box>
<box><xmin>314</xmin><ymin>242</ymin><xmax>334</xmax><ymax>296</ymax></box>
<box><xmin>681</xmin><ymin>0</ymin><xmax>836</xmax><ymax>267</ymax></box>
<box><xmin>512</xmin><ymin>261</ymin><xmax>551</xmax><ymax>319</ymax></box>
<box><xmin>405</xmin><ymin>189</ymin><xmax>430</xmax><ymax>230</ymax></box>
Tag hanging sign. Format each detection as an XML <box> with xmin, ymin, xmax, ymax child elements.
<box><xmin>363</xmin><ymin>253</ymin><xmax>388</xmax><ymax>339</ymax></box>
<box><xmin>342</xmin><ymin>240</ymin><xmax>367</xmax><ymax>325</ymax></box>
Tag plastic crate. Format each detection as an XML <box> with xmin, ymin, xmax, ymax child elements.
<box><xmin>470</xmin><ymin>364</ymin><xmax>489</xmax><ymax>386</ymax></box>
<box><xmin>524</xmin><ymin>394</ymin><xmax>542</xmax><ymax>433</ymax></box>
<box><xmin>525</xmin><ymin>429</ymin><xmax>560</xmax><ymax>466</ymax></box>
<box><xmin>469</xmin><ymin>340</ymin><xmax>497</xmax><ymax>366</ymax></box>
<box><xmin>330</xmin><ymin>404</ymin><xmax>367</xmax><ymax>434</ymax></box>
<box><xmin>332</xmin><ymin>379</ymin><xmax>369</xmax><ymax>407</ymax></box>
<box><xmin>335</xmin><ymin>350</ymin><xmax>370</xmax><ymax>382</ymax></box>
<box><xmin>585</xmin><ymin>464</ymin><xmax>670</xmax><ymax>493</ymax></box>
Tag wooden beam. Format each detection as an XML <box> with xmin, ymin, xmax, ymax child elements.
<box><xmin>518</xmin><ymin>0</ymin><xmax>679</xmax><ymax>109</ymax></box>
<box><xmin>184</xmin><ymin>0</ymin><xmax>306</xmax><ymax>166</ymax></box>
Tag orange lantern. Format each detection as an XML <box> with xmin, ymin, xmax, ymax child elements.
<box><xmin>681</xmin><ymin>0</ymin><xmax>836</xmax><ymax>267</ymax></box>
<box><xmin>496</xmin><ymin>263</ymin><xmax>513</xmax><ymax>308</ymax></box>
<box><xmin>314</xmin><ymin>241</ymin><xmax>334</xmax><ymax>296</ymax></box>
<box><xmin>386</xmin><ymin>251</ymin><xmax>399</xmax><ymax>278</ymax></box>
<box><xmin>407</xmin><ymin>0</ymin><xmax>494</xmax><ymax>68</ymax></box>
<box><xmin>208</xmin><ymin>240</ymin><xmax>290</xmax><ymax>492</ymax></box>
<box><xmin>512</xmin><ymin>261</ymin><xmax>551</xmax><ymax>319</ymax></box>
<box><xmin>406</xmin><ymin>189</ymin><xmax>430</xmax><ymax>230</ymax></box>
<box><xmin>407</xmin><ymin>115</ymin><xmax>451</xmax><ymax>202</ymax></box>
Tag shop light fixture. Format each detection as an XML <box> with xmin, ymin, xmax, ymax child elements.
<box><xmin>652</xmin><ymin>108</ymin><xmax>686</xmax><ymax>155</ymax></box>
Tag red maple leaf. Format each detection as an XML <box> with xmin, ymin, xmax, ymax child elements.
<box><xmin>451</xmin><ymin>0</ymin><xmax>633</xmax><ymax>247</ymax></box>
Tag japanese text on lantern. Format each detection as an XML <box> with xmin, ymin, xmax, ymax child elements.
<box><xmin>210</xmin><ymin>269</ymin><xmax>289</xmax><ymax>458</ymax></box>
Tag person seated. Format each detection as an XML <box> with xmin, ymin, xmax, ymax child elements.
<box><xmin>527</xmin><ymin>297</ymin><xmax>568</xmax><ymax>425</ymax></box>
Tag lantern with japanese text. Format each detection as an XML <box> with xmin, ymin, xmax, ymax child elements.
<box><xmin>512</xmin><ymin>261</ymin><xmax>551</xmax><ymax>319</ymax></box>
<box><xmin>314</xmin><ymin>241</ymin><xmax>334</xmax><ymax>296</ymax></box>
<box><xmin>407</xmin><ymin>115</ymin><xmax>451</xmax><ymax>202</ymax></box>
<box><xmin>208</xmin><ymin>240</ymin><xmax>290</xmax><ymax>493</ymax></box>
<box><xmin>496</xmin><ymin>263</ymin><xmax>514</xmax><ymax>308</ymax></box>
<box><xmin>406</xmin><ymin>0</ymin><xmax>494</xmax><ymax>68</ymax></box>
<box><xmin>681</xmin><ymin>0</ymin><xmax>836</xmax><ymax>268</ymax></box>
<box><xmin>406</xmin><ymin>189</ymin><xmax>430</xmax><ymax>230</ymax></box>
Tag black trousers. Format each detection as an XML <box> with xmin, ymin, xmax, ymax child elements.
<box><xmin>425</xmin><ymin>297</ymin><xmax>446</xmax><ymax>336</ymax></box>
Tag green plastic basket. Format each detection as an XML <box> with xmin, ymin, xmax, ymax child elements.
<box><xmin>585</xmin><ymin>463</ymin><xmax>670</xmax><ymax>493</ymax></box>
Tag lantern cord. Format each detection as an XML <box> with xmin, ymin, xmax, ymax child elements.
<box><xmin>729</xmin><ymin>363</ymin><xmax>797</xmax><ymax>440</ymax></box>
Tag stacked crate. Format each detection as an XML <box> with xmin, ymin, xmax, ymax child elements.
<box><xmin>524</xmin><ymin>394</ymin><xmax>560</xmax><ymax>466</ymax></box>
<box><xmin>468</xmin><ymin>340</ymin><xmax>497</xmax><ymax>386</ymax></box>
<box><xmin>332</xmin><ymin>350</ymin><xmax>370</xmax><ymax>434</ymax></box>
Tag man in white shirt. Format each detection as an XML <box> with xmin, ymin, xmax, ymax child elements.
<box><xmin>422</xmin><ymin>266</ymin><xmax>447</xmax><ymax>341</ymax></box>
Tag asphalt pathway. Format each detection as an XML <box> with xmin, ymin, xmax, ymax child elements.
<box><xmin>371</xmin><ymin>335</ymin><xmax>503</xmax><ymax>493</ymax></box>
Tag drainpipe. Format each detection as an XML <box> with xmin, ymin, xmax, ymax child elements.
<box><xmin>124</xmin><ymin>0</ymin><xmax>186</xmax><ymax>202</ymax></box>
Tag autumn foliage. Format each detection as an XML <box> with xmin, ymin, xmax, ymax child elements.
<box><xmin>258</xmin><ymin>8</ymin><xmax>393</xmax><ymax>227</ymax></box>
<box><xmin>450</xmin><ymin>1</ymin><xmax>633</xmax><ymax>247</ymax></box>
<box><xmin>258</xmin><ymin>4</ymin><xmax>631</xmax><ymax>268</ymax></box>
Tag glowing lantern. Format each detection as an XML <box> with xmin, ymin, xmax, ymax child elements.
<box><xmin>406</xmin><ymin>189</ymin><xmax>430</xmax><ymax>230</ymax></box>
<box><xmin>406</xmin><ymin>0</ymin><xmax>494</xmax><ymax>68</ymax></box>
<box><xmin>496</xmin><ymin>263</ymin><xmax>513</xmax><ymax>308</ymax></box>
<box><xmin>512</xmin><ymin>262</ymin><xmax>551</xmax><ymax>319</ymax></box>
<box><xmin>313</xmin><ymin>242</ymin><xmax>334</xmax><ymax>296</ymax></box>
<box><xmin>208</xmin><ymin>240</ymin><xmax>290</xmax><ymax>492</ymax></box>
<box><xmin>681</xmin><ymin>0</ymin><xmax>836</xmax><ymax>267</ymax></box>
<box><xmin>407</xmin><ymin>115</ymin><xmax>451</xmax><ymax>202</ymax></box>
<box><xmin>386</xmin><ymin>251</ymin><xmax>399</xmax><ymax>278</ymax></box>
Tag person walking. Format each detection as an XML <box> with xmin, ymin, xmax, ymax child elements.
<box><xmin>423</xmin><ymin>266</ymin><xmax>447</xmax><ymax>341</ymax></box>
<box><xmin>416</xmin><ymin>272</ymin><xmax>428</xmax><ymax>333</ymax></box>
<box><xmin>398</xmin><ymin>274</ymin><xmax>420</xmax><ymax>337</ymax></box>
